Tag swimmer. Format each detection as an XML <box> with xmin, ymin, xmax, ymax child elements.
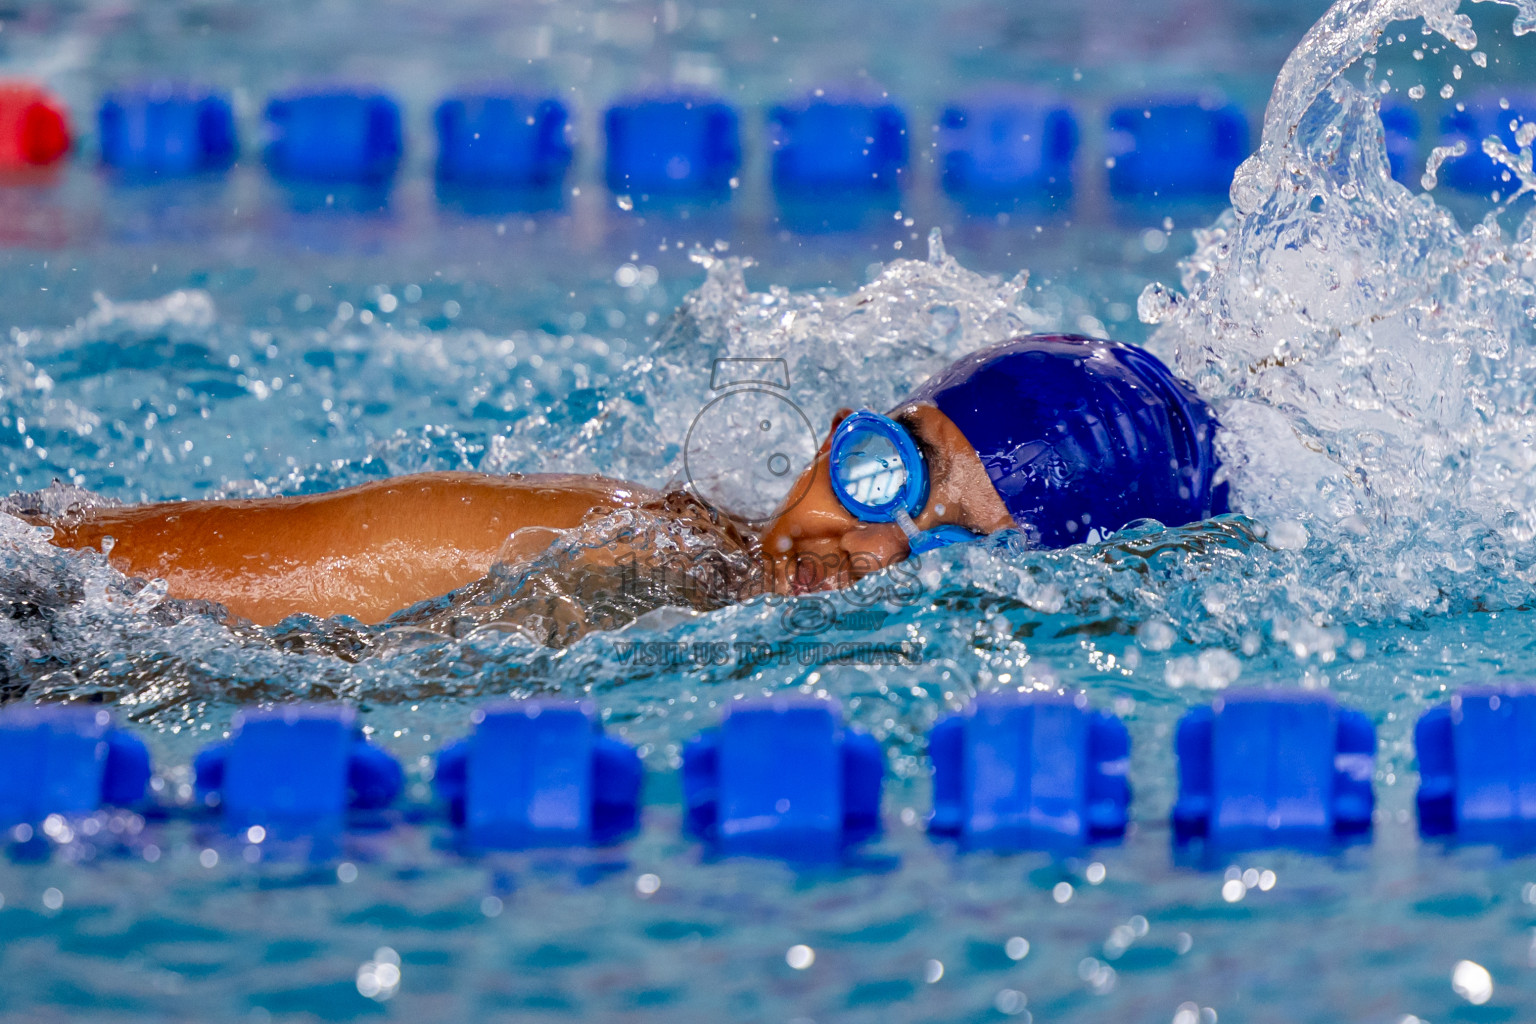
<box><xmin>22</xmin><ymin>333</ymin><xmax>1228</xmax><ymax>627</ymax></box>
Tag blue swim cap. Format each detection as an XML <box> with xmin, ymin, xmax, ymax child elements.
<box><xmin>902</xmin><ymin>333</ymin><xmax>1228</xmax><ymax>548</ymax></box>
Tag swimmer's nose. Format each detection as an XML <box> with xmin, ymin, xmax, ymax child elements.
<box><xmin>761</xmin><ymin>454</ymin><xmax>846</xmax><ymax>591</ymax></box>
<box><xmin>763</xmin><ymin>443</ymin><xmax>909</xmax><ymax>592</ymax></box>
<box><xmin>764</xmin><ymin>447</ymin><xmax>859</xmax><ymax>551</ymax></box>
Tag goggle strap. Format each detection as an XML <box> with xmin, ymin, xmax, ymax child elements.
<box><xmin>893</xmin><ymin>508</ymin><xmax>923</xmax><ymax>544</ymax></box>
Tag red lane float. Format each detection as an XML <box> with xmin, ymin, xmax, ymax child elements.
<box><xmin>0</xmin><ymin>82</ymin><xmax>70</xmax><ymax>171</ymax></box>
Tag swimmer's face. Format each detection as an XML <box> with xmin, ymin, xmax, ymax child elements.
<box><xmin>760</xmin><ymin>403</ymin><xmax>1014</xmax><ymax>594</ymax></box>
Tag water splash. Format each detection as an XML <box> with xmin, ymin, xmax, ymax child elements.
<box><xmin>1421</xmin><ymin>139</ymin><xmax>1468</xmax><ymax>189</ymax></box>
<box><xmin>1229</xmin><ymin>0</ymin><xmax>1524</xmax><ymax>216</ymax></box>
<box><xmin>1148</xmin><ymin>0</ymin><xmax>1536</xmax><ymax>622</ymax></box>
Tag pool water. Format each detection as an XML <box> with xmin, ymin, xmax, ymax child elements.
<box><xmin>8</xmin><ymin>0</ymin><xmax>1536</xmax><ymax>1020</ymax></box>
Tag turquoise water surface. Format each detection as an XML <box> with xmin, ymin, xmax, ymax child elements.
<box><xmin>10</xmin><ymin>0</ymin><xmax>1536</xmax><ymax>1021</ymax></box>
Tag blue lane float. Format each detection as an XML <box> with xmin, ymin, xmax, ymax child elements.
<box><xmin>46</xmin><ymin>690</ymin><xmax>1535</xmax><ymax>862</ymax></box>
<box><xmin>1438</xmin><ymin>91</ymin><xmax>1536</xmax><ymax>194</ymax></box>
<box><xmin>683</xmin><ymin>698</ymin><xmax>882</xmax><ymax>859</ymax></box>
<box><xmin>0</xmin><ymin>707</ymin><xmax>150</xmax><ymax>826</ymax></box>
<box><xmin>263</xmin><ymin>89</ymin><xmax>403</xmax><ymax>183</ymax></box>
<box><xmin>1417</xmin><ymin>685</ymin><xmax>1536</xmax><ymax>845</ymax></box>
<box><xmin>434</xmin><ymin>92</ymin><xmax>572</xmax><ymax>189</ymax></box>
<box><xmin>435</xmin><ymin>701</ymin><xmax>642</xmax><ymax>849</ymax></box>
<box><xmin>194</xmin><ymin>706</ymin><xmax>402</xmax><ymax>833</ymax></box>
<box><xmin>1379</xmin><ymin>100</ymin><xmax>1421</xmax><ymax>186</ymax></box>
<box><xmin>929</xmin><ymin>692</ymin><xmax>1129</xmax><ymax>851</ymax></box>
<box><xmin>98</xmin><ymin>86</ymin><xmax>236</xmax><ymax>178</ymax></box>
<box><xmin>937</xmin><ymin>91</ymin><xmax>1077</xmax><ymax>206</ymax></box>
<box><xmin>1104</xmin><ymin>96</ymin><xmax>1249</xmax><ymax>200</ymax></box>
<box><xmin>603</xmin><ymin>93</ymin><xmax>741</xmax><ymax>199</ymax></box>
<box><xmin>768</xmin><ymin>95</ymin><xmax>908</xmax><ymax>195</ymax></box>
<box><xmin>1173</xmin><ymin>691</ymin><xmax>1374</xmax><ymax>849</ymax></box>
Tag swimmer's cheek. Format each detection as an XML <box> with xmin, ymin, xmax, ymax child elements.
<box><xmin>844</xmin><ymin>548</ymin><xmax>890</xmax><ymax>582</ymax></box>
<box><xmin>777</xmin><ymin>547</ymin><xmax>833</xmax><ymax>594</ymax></box>
<box><xmin>842</xmin><ymin>525</ymin><xmax>909</xmax><ymax>579</ymax></box>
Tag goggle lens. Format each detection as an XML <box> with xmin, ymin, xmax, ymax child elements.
<box><xmin>827</xmin><ymin>410</ymin><xmax>985</xmax><ymax>554</ymax></box>
<box><xmin>834</xmin><ymin>424</ymin><xmax>912</xmax><ymax>511</ymax></box>
<box><xmin>828</xmin><ymin>412</ymin><xmax>927</xmax><ymax>522</ymax></box>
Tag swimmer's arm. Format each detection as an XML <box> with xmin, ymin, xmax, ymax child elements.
<box><xmin>36</xmin><ymin>472</ymin><xmax>658</xmax><ymax>626</ymax></box>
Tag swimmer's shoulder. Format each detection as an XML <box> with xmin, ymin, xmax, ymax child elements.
<box><xmin>643</xmin><ymin>488</ymin><xmax>759</xmax><ymax>554</ymax></box>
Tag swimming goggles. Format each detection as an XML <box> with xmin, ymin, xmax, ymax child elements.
<box><xmin>827</xmin><ymin>410</ymin><xmax>983</xmax><ymax>556</ymax></box>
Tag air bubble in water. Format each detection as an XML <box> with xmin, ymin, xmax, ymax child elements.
<box><xmin>1137</xmin><ymin>619</ymin><xmax>1177</xmax><ymax>652</ymax></box>
<box><xmin>1267</xmin><ymin>521</ymin><xmax>1310</xmax><ymax>551</ymax></box>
